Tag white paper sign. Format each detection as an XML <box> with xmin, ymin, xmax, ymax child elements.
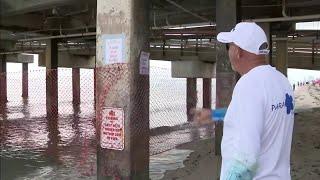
<box><xmin>100</xmin><ymin>107</ymin><xmax>125</xmax><ymax>150</ymax></box>
<box><xmin>103</xmin><ymin>34</ymin><xmax>125</xmax><ymax>64</ymax></box>
<box><xmin>139</xmin><ymin>51</ymin><xmax>150</xmax><ymax>75</ymax></box>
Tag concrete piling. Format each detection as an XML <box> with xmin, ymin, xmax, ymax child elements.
<box><xmin>22</xmin><ymin>63</ymin><xmax>28</xmax><ymax>98</ymax></box>
<box><xmin>46</xmin><ymin>39</ymin><xmax>58</xmax><ymax>118</ymax></box>
<box><xmin>96</xmin><ymin>0</ymin><xmax>150</xmax><ymax>179</ymax></box>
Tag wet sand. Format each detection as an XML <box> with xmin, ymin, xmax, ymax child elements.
<box><xmin>291</xmin><ymin>85</ymin><xmax>320</xmax><ymax>179</ymax></box>
<box><xmin>162</xmin><ymin>85</ymin><xmax>320</xmax><ymax>180</ymax></box>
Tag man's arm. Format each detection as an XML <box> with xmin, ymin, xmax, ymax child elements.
<box><xmin>221</xmin><ymin>81</ymin><xmax>264</xmax><ymax>180</ymax></box>
<box><xmin>191</xmin><ymin>108</ymin><xmax>227</xmax><ymax>125</ymax></box>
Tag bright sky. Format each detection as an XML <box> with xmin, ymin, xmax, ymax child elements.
<box><xmin>288</xmin><ymin>68</ymin><xmax>320</xmax><ymax>84</ymax></box>
<box><xmin>7</xmin><ymin>54</ymin><xmax>45</xmax><ymax>72</ymax></box>
<box><xmin>296</xmin><ymin>21</ymin><xmax>320</xmax><ymax>30</ymax></box>
<box><xmin>150</xmin><ymin>60</ymin><xmax>320</xmax><ymax>84</ymax></box>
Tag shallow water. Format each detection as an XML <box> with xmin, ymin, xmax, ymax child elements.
<box><xmin>150</xmin><ymin>149</ymin><xmax>193</xmax><ymax>180</ymax></box>
<box><xmin>1</xmin><ymin>109</ymin><xmax>214</xmax><ymax>179</ymax></box>
<box><xmin>1</xmin><ymin>67</ymin><xmax>216</xmax><ymax>179</ymax></box>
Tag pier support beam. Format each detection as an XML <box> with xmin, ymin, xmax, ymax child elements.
<box><xmin>72</xmin><ymin>68</ymin><xmax>80</xmax><ymax>106</ymax></box>
<box><xmin>187</xmin><ymin>78</ymin><xmax>197</xmax><ymax>122</ymax></box>
<box><xmin>96</xmin><ymin>0</ymin><xmax>150</xmax><ymax>179</ymax></box>
<box><xmin>215</xmin><ymin>0</ymin><xmax>241</xmax><ymax>179</ymax></box>
<box><xmin>203</xmin><ymin>78</ymin><xmax>212</xmax><ymax>109</ymax></box>
<box><xmin>258</xmin><ymin>23</ymin><xmax>272</xmax><ymax>64</ymax></box>
<box><xmin>22</xmin><ymin>63</ymin><xmax>28</xmax><ymax>98</ymax></box>
<box><xmin>94</xmin><ymin>68</ymin><xmax>97</xmax><ymax>109</ymax></box>
<box><xmin>275</xmin><ymin>36</ymin><xmax>288</xmax><ymax>76</ymax></box>
<box><xmin>0</xmin><ymin>56</ymin><xmax>7</xmax><ymax>104</ymax></box>
<box><xmin>46</xmin><ymin>39</ymin><xmax>58</xmax><ymax>118</ymax></box>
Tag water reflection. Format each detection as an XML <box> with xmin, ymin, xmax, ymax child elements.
<box><xmin>1</xmin><ymin>101</ymin><xmax>215</xmax><ymax>179</ymax></box>
<box><xmin>0</xmin><ymin>103</ymin><xmax>8</xmax><ymax>145</ymax></box>
<box><xmin>45</xmin><ymin>116</ymin><xmax>61</xmax><ymax>164</ymax></box>
<box><xmin>22</xmin><ymin>98</ymin><xmax>30</xmax><ymax>120</ymax></box>
<box><xmin>0</xmin><ymin>102</ymin><xmax>8</xmax><ymax>121</ymax></box>
<box><xmin>0</xmin><ymin>99</ymin><xmax>97</xmax><ymax>179</ymax></box>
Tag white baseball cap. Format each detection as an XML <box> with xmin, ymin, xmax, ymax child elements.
<box><xmin>217</xmin><ymin>22</ymin><xmax>269</xmax><ymax>55</ymax></box>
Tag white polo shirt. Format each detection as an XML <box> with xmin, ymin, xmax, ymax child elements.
<box><xmin>221</xmin><ymin>65</ymin><xmax>294</xmax><ymax>180</ymax></box>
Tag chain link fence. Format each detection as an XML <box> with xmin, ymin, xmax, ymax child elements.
<box><xmin>0</xmin><ymin>61</ymin><xmax>216</xmax><ymax>179</ymax></box>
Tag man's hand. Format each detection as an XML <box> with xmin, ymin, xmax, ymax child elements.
<box><xmin>190</xmin><ymin>108</ymin><xmax>213</xmax><ymax>125</ymax></box>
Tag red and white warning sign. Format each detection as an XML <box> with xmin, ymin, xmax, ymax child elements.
<box><xmin>100</xmin><ymin>107</ymin><xmax>125</xmax><ymax>150</ymax></box>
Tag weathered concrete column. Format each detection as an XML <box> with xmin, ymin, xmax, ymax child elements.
<box><xmin>0</xmin><ymin>56</ymin><xmax>7</xmax><ymax>104</ymax></box>
<box><xmin>187</xmin><ymin>78</ymin><xmax>197</xmax><ymax>122</ymax></box>
<box><xmin>269</xmin><ymin>32</ymin><xmax>273</xmax><ymax>66</ymax></box>
<box><xmin>215</xmin><ymin>0</ymin><xmax>240</xmax><ymax>179</ymax></box>
<box><xmin>258</xmin><ymin>23</ymin><xmax>272</xmax><ymax>64</ymax></box>
<box><xmin>22</xmin><ymin>63</ymin><xmax>28</xmax><ymax>98</ymax></box>
<box><xmin>46</xmin><ymin>39</ymin><xmax>58</xmax><ymax>118</ymax></box>
<box><xmin>275</xmin><ymin>37</ymin><xmax>288</xmax><ymax>76</ymax></box>
<box><xmin>203</xmin><ymin>78</ymin><xmax>212</xmax><ymax>109</ymax></box>
<box><xmin>72</xmin><ymin>68</ymin><xmax>80</xmax><ymax>106</ymax></box>
<box><xmin>94</xmin><ymin>68</ymin><xmax>97</xmax><ymax>109</ymax></box>
<box><xmin>96</xmin><ymin>0</ymin><xmax>150</xmax><ymax>179</ymax></box>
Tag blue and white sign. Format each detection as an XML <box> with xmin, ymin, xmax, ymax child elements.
<box><xmin>102</xmin><ymin>34</ymin><xmax>126</xmax><ymax>64</ymax></box>
<box><xmin>139</xmin><ymin>51</ymin><xmax>150</xmax><ymax>75</ymax></box>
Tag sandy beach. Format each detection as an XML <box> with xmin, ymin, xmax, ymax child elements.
<box><xmin>161</xmin><ymin>84</ymin><xmax>320</xmax><ymax>180</ymax></box>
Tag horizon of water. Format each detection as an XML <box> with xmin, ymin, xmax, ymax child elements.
<box><xmin>6</xmin><ymin>55</ymin><xmax>320</xmax><ymax>85</ymax></box>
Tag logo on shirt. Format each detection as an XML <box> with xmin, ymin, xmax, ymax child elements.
<box><xmin>285</xmin><ymin>93</ymin><xmax>294</xmax><ymax>114</ymax></box>
<box><xmin>271</xmin><ymin>93</ymin><xmax>294</xmax><ymax>115</ymax></box>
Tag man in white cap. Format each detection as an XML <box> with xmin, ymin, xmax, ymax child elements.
<box><xmin>195</xmin><ymin>22</ymin><xmax>294</xmax><ymax>179</ymax></box>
